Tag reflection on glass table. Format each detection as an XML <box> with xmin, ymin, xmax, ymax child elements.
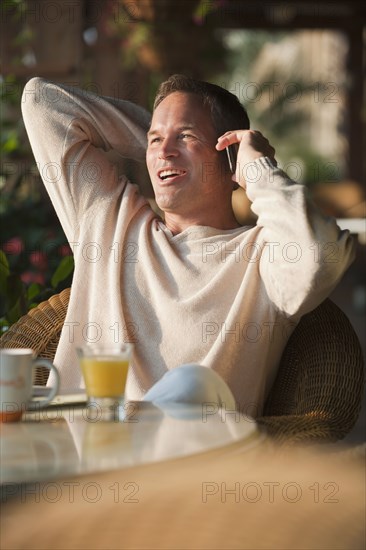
<box><xmin>0</xmin><ymin>401</ymin><xmax>261</xmax><ymax>485</ymax></box>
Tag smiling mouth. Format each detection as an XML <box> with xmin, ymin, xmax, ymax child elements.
<box><xmin>158</xmin><ymin>169</ymin><xmax>186</xmax><ymax>182</ymax></box>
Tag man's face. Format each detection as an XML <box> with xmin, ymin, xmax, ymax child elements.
<box><xmin>146</xmin><ymin>92</ymin><xmax>231</xmax><ymax>217</ymax></box>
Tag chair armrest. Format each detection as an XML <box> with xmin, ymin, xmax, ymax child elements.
<box><xmin>257</xmin><ymin>413</ymin><xmax>343</xmax><ymax>445</ymax></box>
<box><xmin>0</xmin><ymin>288</ymin><xmax>70</xmax><ymax>384</ymax></box>
<box><xmin>262</xmin><ymin>299</ymin><xmax>365</xmax><ymax>442</ymax></box>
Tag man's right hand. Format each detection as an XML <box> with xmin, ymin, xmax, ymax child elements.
<box><xmin>216</xmin><ymin>130</ymin><xmax>277</xmax><ymax>188</ymax></box>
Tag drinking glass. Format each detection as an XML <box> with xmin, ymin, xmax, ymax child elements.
<box><xmin>77</xmin><ymin>344</ymin><xmax>133</xmax><ymax>416</ymax></box>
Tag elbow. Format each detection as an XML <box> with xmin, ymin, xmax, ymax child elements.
<box><xmin>264</xmin><ymin>262</ymin><xmax>336</xmax><ymax>319</ymax></box>
<box><xmin>316</xmin><ymin>231</ymin><xmax>356</xmax><ymax>286</ymax></box>
<box><xmin>289</xmin><ymin>232</ymin><xmax>356</xmax><ymax>315</ymax></box>
<box><xmin>21</xmin><ymin>77</ymin><xmax>46</xmax><ymax>117</ymax></box>
<box><xmin>288</xmin><ymin>257</ymin><xmax>354</xmax><ymax>317</ymax></box>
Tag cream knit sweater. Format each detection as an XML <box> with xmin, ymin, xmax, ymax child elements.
<box><xmin>21</xmin><ymin>77</ymin><xmax>355</xmax><ymax>415</ymax></box>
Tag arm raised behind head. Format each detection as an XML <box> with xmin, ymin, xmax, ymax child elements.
<box><xmin>21</xmin><ymin>77</ymin><xmax>151</xmax><ymax>242</ymax></box>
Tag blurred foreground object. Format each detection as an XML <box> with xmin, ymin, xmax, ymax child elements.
<box><xmin>1</xmin><ymin>439</ymin><xmax>364</xmax><ymax>550</ymax></box>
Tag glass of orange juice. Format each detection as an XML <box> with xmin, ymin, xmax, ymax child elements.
<box><xmin>77</xmin><ymin>344</ymin><xmax>133</xmax><ymax>415</ymax></box>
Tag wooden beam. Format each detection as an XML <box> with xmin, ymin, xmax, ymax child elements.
<box><xmin>346</xmin><ymin>24</ymin><xmax>365</xmax><ymax>186</ymax></box>
<box><xmin>203</xmin><ymin>1</ymin><xmax>366</xmax><ymax>30</ymax></box>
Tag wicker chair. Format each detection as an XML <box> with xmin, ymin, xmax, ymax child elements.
<box><xmin>258</xmin><ymin>299</ymin><xmax>365</xmax><ymax>443</ymax></box>
<box><xmin>1</xmin><ymin>289</ymin><xmax>364</xmax><ymax>443</ymax></box>
<box><xmin>0</xmin><ymin>288</ymin><xmax>70</xmax><ymax>385</ymax></box>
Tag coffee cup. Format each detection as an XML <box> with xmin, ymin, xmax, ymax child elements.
<box><xmin>0</xmin><ymin>348</ymin><xmax>60</xmax><ymax>422</ymax></box>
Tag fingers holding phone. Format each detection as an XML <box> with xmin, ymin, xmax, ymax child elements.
<box><xmin>217</xmin><ymin>130</ymin><xmax>277</xmax><ymax>187</ymax></box>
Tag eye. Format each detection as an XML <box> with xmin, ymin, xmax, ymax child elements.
<box><xmin>149</xmin><ymin>136</ymin><xmax>161</xmax><ymax>145</ymax></box>
<box><xmin>178</xmin><ymin>133</ymin><xmax>194</xmax><ymax>140</ymax></box>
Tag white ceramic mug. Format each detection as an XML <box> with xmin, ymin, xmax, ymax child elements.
<box><xmin>0</xmin><ymin>348</ymin><xmax>60</xmax><ymax>422</ymax></box>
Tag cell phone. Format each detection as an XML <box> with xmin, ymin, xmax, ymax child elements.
<box><xmin>226</xmin><ymin>144</ymin><xmax>238</xmax><ymax>173</ymax></box>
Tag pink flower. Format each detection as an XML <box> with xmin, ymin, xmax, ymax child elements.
<box><xmin>58</xmin><ymin>244</ymin><xmax>72</xmax><ymax>257</ymax></box>
<box><xmin>29</xmin><ymin>251</ymin><xmax>48</xmax><ymax>270</ymax></box>
<box><xmin>2</xmin><ymin>237</ymin><xmax>24</xmax><ymax>255</ymax></box>
<box><xmin>21</xmin><ymin>271</ymin><xmax>45</xmax><ymax>285</ymax></box>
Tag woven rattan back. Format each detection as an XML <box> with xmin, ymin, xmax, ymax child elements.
<box><xmin>0</xmin><ymin>288</ymin><xmax>70</xmax><ymax>385</ymax></box>
<box><xmin>263</xmin><ymin>299</ymin><xmax>365</xmax><ymax>440</ymax></box>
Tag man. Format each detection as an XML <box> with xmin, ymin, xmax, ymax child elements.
<box><xmin>21</xmin><ymin>75</ymin><xmax>355</xmax><ymax>416</ymax></box>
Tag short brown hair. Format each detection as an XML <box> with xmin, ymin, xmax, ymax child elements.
<box><xmin>154</xmin><ymin>74</ymin><xmax>250</xmax><ymax>138</ymax></box>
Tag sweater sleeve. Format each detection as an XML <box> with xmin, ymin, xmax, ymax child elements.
<box><xmin>245</xmin><ymin>157</ymin><xmax>356</xmax><ymax>316</ymax></box>
<box><xmin>21</xmin><ymin>77</ymin><xmax>151</xmax><ymax>242</ymax></box>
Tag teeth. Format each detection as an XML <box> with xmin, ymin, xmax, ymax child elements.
<box><xmin>159</xmin><ymin>169</ymin><xmax>185</xmax><ymax>180</ymax></box>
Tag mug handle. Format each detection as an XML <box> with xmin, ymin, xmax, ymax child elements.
<box><xmin>27</xmin><ymin>359</ymin><xmax>60</xmax><ymax>410</ymax></box>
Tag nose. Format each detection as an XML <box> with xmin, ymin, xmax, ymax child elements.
<box><xmin>158</xmin><ymin>137</ymin><xmax>179</xmax><ymax>160</ymax></box>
